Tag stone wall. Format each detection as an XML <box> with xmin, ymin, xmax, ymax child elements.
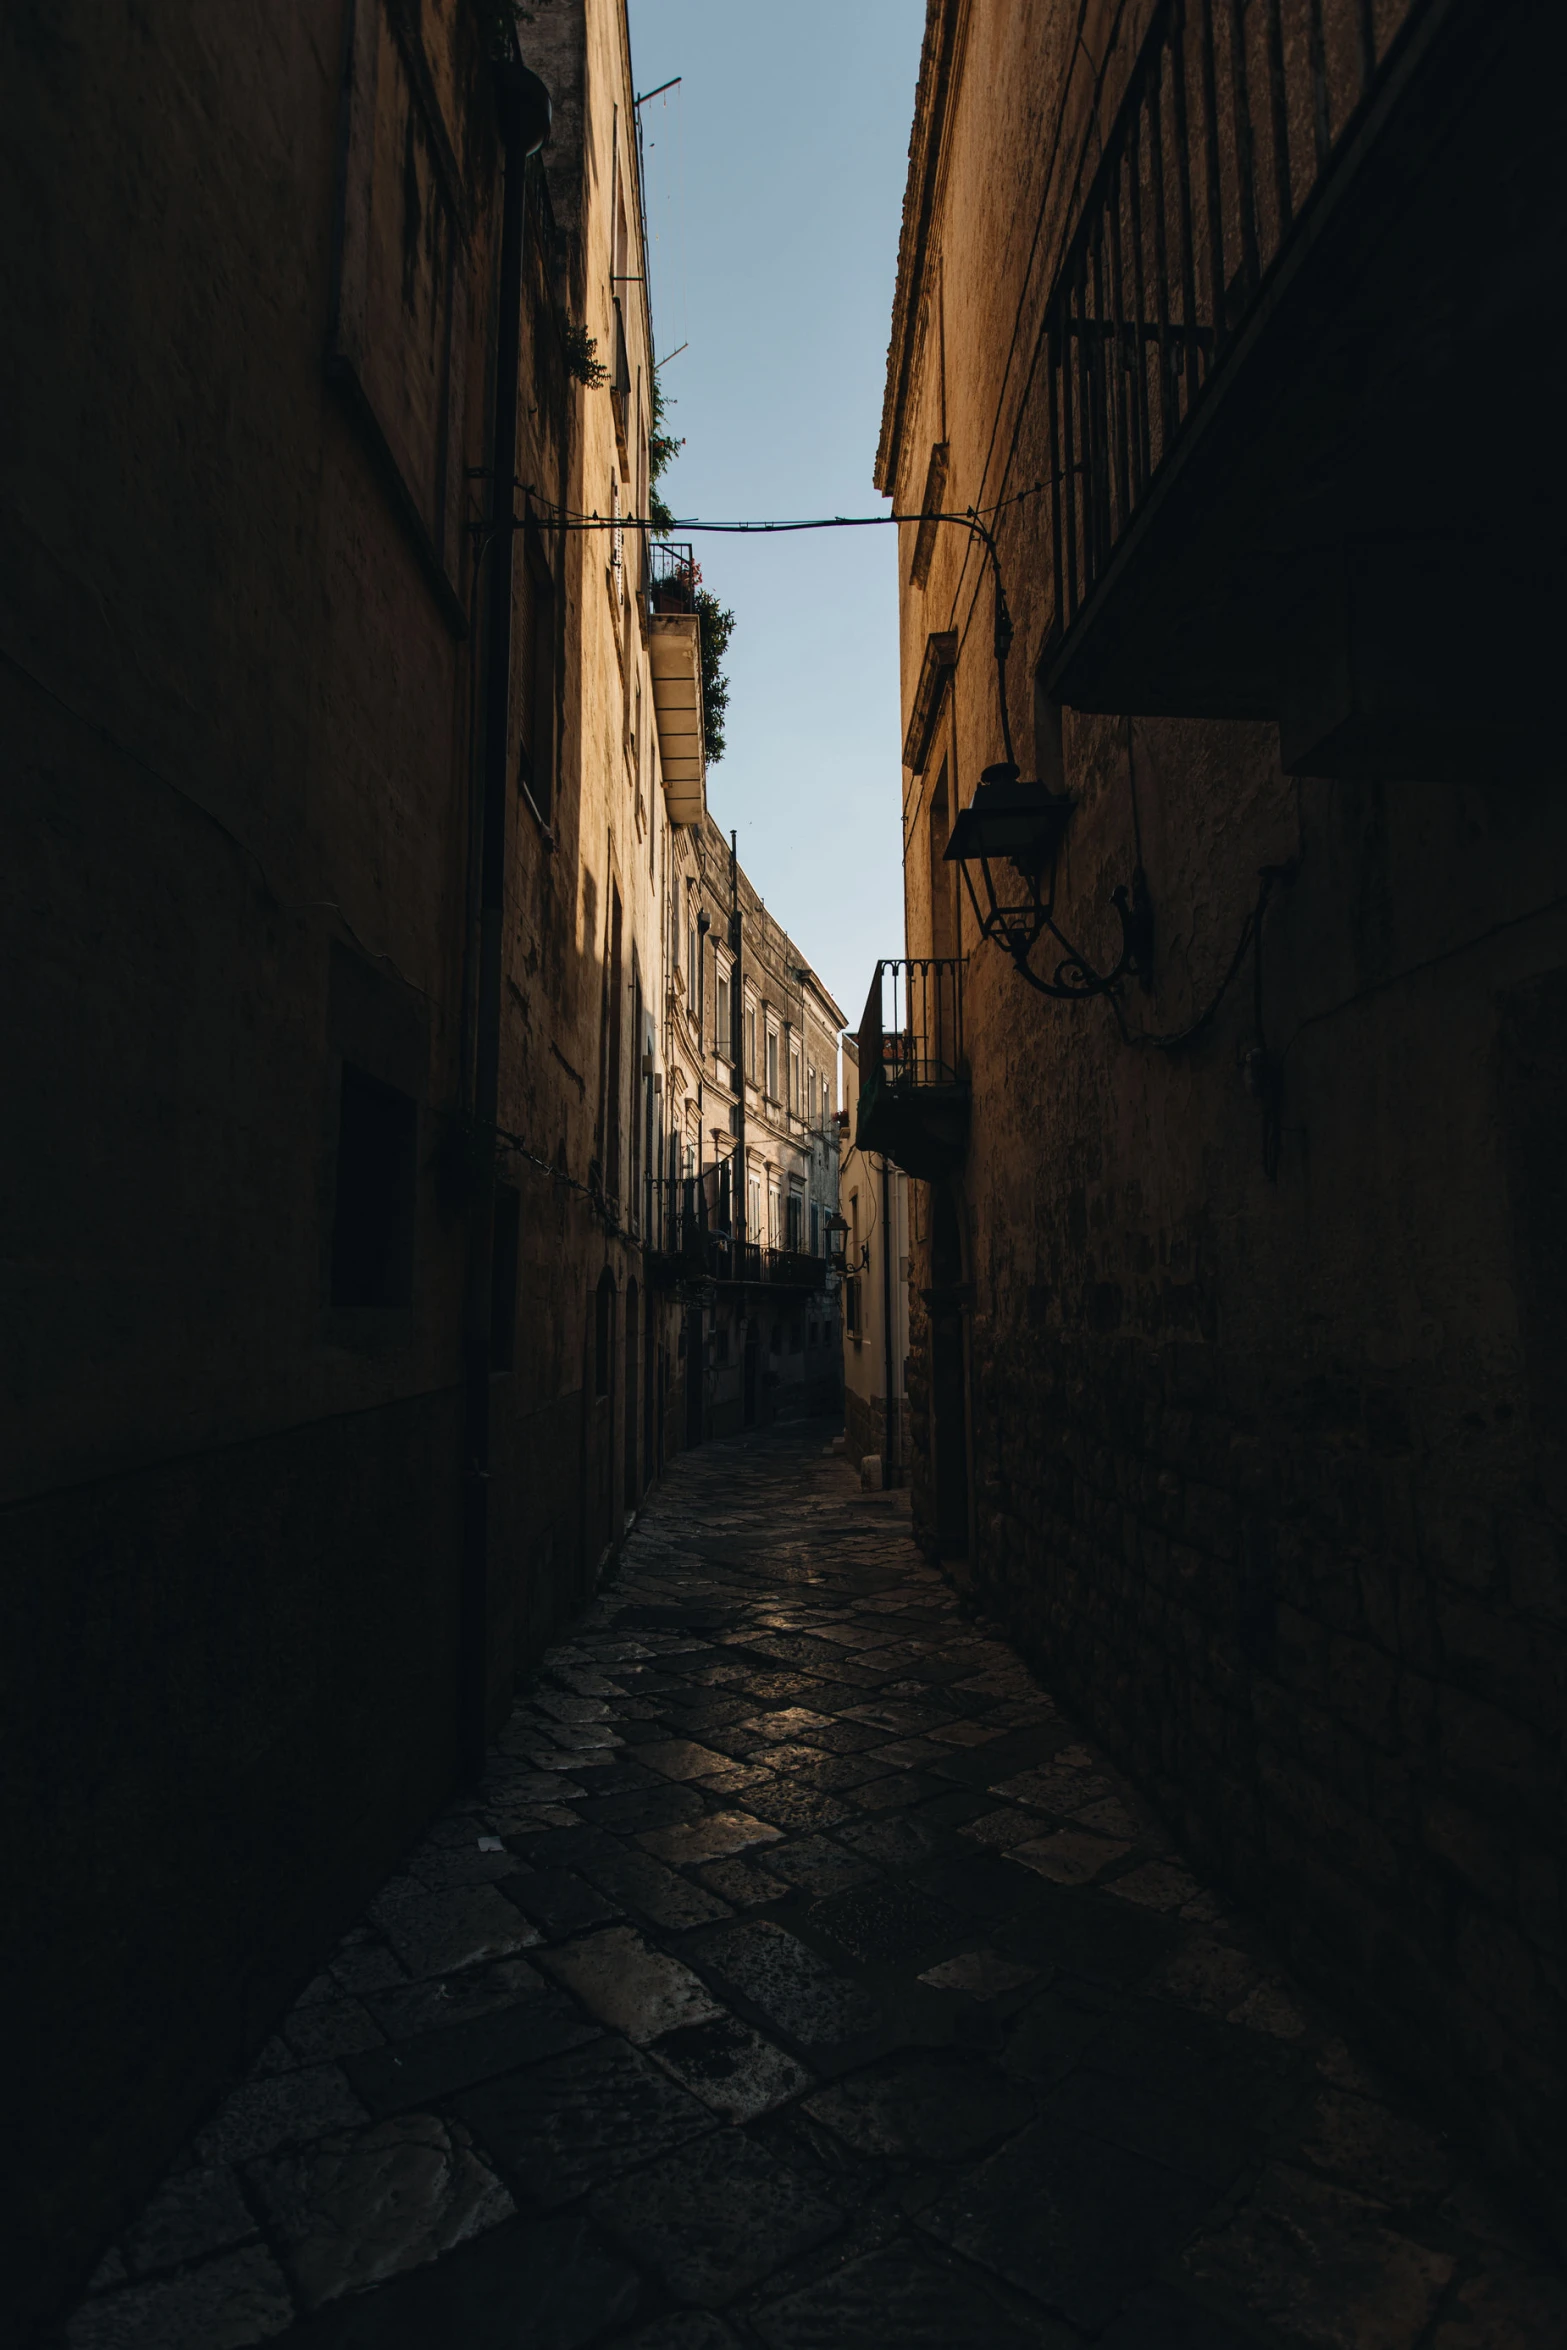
<box><xmin>880</xmin><ymin>0</ymin><xmax>1567</xmax><ymax>2243</ymax></box>
<box><xmin>2</xmin><ymin>0</ymin><xmax>692</xmax><ymax>2324</ymax></box>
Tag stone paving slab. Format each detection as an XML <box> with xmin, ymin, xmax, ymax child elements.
<box><xmin>60</xmin><ymin>1423</ymin><xmax>1565</xmax><ymax>2348</ymax></box>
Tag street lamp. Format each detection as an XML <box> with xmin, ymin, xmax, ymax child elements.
<box><xmin>824</xmin><ymin>1211</ymin><xmax>850</xmax><ymax>1272</ymax></box>
<box><xmin>945</xmin><ymin>761</ymin><xmax>1152</xmax><ymax>1000</ymax></box>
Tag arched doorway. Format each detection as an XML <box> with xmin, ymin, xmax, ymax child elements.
<box><xmin>929</xmin><ymin>1185</ymin><xmax>970</xmax><ymax>1558</ymax></box>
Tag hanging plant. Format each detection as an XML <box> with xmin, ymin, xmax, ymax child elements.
<box><xmin>695</xmin><ymin>586</ymin><xmax>734</xmax><ymax>766</ymax></box>
<box><xmin>559</xmin><ymin>318</ymin><xmax>608</xmax><ymax>387</ymax></box>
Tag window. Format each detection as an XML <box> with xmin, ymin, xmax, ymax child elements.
<box><xmin>845</xmin><ymin>1277</ymin><xmax>861</xmax><ymax>1337</ymax></box>
<box><xmin>331</xmin><ymin>1064</ymin><xmax>417</xmax><ymax>1307</ymax></box>
<box><xmin>789</xmin><ymin>1038</ymin><xmax>801</xmax><ymax>1116</ymax></box>
<box><xmin>716</xmin><ymin>969</ymin><xmax>731</xmax><ymax>1061</ymax></box>
<box><xmin>766</xmin><ymin>1025</ymin><xmax>779</xmax><ymax>1100</ymax></box>
<box><xmin>768</xmin><ymin>1179</ymin><xmax>781</xmax><ymax>1247</ymax></box>
<box><xmin>745</xmin><ymin>1000</ymin><xmax>757</xmax><ymax>1079</ymax></box>
<box><xmin>326</xmin><ymin>7</ymin><xmax>467</xmax><ymax>605</ymax></box>
<box><xmin>786</xmin><ymin>1189</ymin><xmax>803</xmax><ymax>1252</ymax></box>
<box><xmin>810</xmin><ymin>1202</ymin><xmax>821</xmax><ymax>1257</ymax></box>
<box><xmin>748</xmin><ymin>1174</ymin><xmax>762</xmax><ymax>1243</ymax></box>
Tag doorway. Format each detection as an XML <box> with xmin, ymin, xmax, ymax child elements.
<box><xmin>929</xmin><ymin>1186</ymin><xmax>970</xmax><ymax>1557</ymax></box>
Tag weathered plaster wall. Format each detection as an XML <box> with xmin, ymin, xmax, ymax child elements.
<box><xmin>2</xmin><ymin>0</ymin><xmax>687</xmax><ymax>2324</ymax></box>
<box><xmin>884</xmin><ymin>0</ymin><xmax>1567</xmax><ymax>2239</ymax></box>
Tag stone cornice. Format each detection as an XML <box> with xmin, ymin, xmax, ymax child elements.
<box><xmin>875</xmin><ymin>0</ymin><xmax>969</xmax><ymax>499</ymax></box>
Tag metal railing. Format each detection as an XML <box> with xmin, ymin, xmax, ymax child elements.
<box><xmin>646</xmin><ymin>1174</ymin><xmax>828</xmax><ymax>1290</ymax></box>
<box><xmin>648</xmin><ymin>540</ymin><xmax>698</xmax><ymax>615</ymax></box>
<box><xmin>857</xmin><ymin>959</ymin><xmax>966</xmax><ymax>1099</ymax></box>
<box><xmin>1044</xmin><ymin>0</ymin><xmax>1418</xmax><ymax>647</ymax></box>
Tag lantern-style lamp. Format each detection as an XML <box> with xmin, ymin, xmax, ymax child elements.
<box><xmin>945</xmin><ymin>763</ymin><xmax>1151</xmax><ymax>999</ymax></box>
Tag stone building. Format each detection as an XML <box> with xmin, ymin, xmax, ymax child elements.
<box><xmin>840</xmin><ymin>1039</ymin><xmax>911</xmax><ymax>1482</ymax></box>
<box><xmin>2</xmin><ymin>0</ymin><xmax>725</xmax><ymax>2323</ymax></box>
<box><xmin>657</xmin><ymin>795</ymin><xmax>846</xmax><ymax>1439</ymax></box>
<box><xmin>871</xmin><ymin>0</ymin><xmax>1567</xmax><ymax>2236</ymax></box>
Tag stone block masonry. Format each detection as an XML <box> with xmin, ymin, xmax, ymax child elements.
<box><xmin>58</xmin><ymin>1425</ymin><xmax>1563</xmax><ymax>2348</ymax></box>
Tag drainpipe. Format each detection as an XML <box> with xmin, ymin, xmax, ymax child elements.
<box><xmin>880</xmin><ymin>1153</ymin><xmax>898</xmax><ymax>1486</ymax></box>
<box><xmin>460</xmin><ymin>51</ymin><xmax>550</xmax><ymax>1780</ymax></box>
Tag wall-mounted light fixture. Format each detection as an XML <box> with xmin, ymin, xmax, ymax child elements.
<box><xmin>939</xmin><ymin>510</ymin><xmax>1152</xmax><ymax>1001</ymax></box>
<box><xmin>945</xmin><ymin>761</ymin><xmax>1151</xmax><ymax>999</ymax></box>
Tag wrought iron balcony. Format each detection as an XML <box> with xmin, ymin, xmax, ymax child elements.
<box><xmin>647</xmin><ymin>542</ymin><xmax>706</xmax><ymax>822</ymax></box>
<box><xmin>1036</xmin><ymin>0</ymin><xmax>1559</xmax><ymax>773</ymax></box>
<box><xmin>646</xmin><ymin>1175</ymin><xmax>828</xmax><ymax>1292</ymax></box>
<box><xmin>855</xmin><ymin>959</ymin><xmax>968</xmax><ymax>1182</ymax></box>
<box><xmin>648</xmin><ymin>539</ymin><xmax>698</xmax><ymax>616</ymax></box>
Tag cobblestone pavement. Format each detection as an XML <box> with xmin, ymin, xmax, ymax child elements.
<box><xmin>65</xmin><ymin>1424</ymin><xmax>1565</xmax><ymax>2349</ymax></box>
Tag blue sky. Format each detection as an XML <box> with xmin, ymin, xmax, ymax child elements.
<box><xmin>627</xmin><ymin>0</ymin><xmax>926</xmax><ymax>1033</ymax></box>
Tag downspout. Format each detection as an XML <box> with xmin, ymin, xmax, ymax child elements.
<box><xmin>461</xmin><ymin>50</ymin><xmax>550</xmax><ymax>1780</ymax></box>
<box><xmin>880</xmin><ymin>1154</ymin><xmax>898</xmax><ymax>1485</ymax></box>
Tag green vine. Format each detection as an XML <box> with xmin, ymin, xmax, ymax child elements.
<box><xmin>695</xmin><ymin>587</ymin><xmax>734</xmax><ymax>766</ymax></box>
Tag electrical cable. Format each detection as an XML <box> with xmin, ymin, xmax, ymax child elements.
<box><xmin>1112</xmin><ymin>865</ymin><xmax>1293</xmax><ymax>1056</ymax></box>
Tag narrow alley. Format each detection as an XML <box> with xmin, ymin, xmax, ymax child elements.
<box><xmin>65</xmin><ymin>1425</ymin><xmax>1558</xmax><ymax>2349</ymax></box>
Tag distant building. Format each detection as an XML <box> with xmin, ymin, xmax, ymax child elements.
<box><xmin>839</xmin><ymin>1038</ymin><xmax>910</xmax><ymax>1482</ymax></box>
<box><xmin>658</xmin><ymin>804</ymin><xmax>846</xmax><ymax>1437</ymax></box>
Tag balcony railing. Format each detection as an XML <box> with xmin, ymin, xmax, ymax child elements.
<box><xmin>648</xmin><ymin>540</ymin><xmax>698</xmax><ymax>616</ymax></box>
<box><xmin>1043</xmin><ymin>0</ymin><xmax>1417</xmax><ymax>662</ymax></box>
<box><xmin>855</xmin><ymin>959</ymin><xmax>969</xmax><ymax>1182</ymax></box>
<box><xmin>646</xmin><ymin>1175</ymin><xmax>828</xmax><ymax>1291</ymax></box>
